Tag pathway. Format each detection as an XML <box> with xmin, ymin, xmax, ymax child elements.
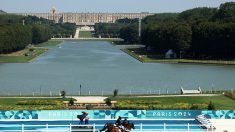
<box><xmin>74</xmin><ymin>28</ymin><xmax>80</xmax><ymax>38</ymax></box>
<box><xmin>210</xmin><ymin>119</ymin><xmax>235</xmax><ymax>132</ymax></box>
<box><xmin>137</xmin><ymin>94</ymin><xmax>221</xmax><ymax>98</ymax></box>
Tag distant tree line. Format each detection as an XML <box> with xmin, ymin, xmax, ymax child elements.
<box><xmin>94</xmin><ymin>18</ymin><xmax>139</xmax><ymax>39</ymax></box>
<box><xmin>0</xmin><ymin>14</ymin><xmax>76</xmax><ymax>54</ymax></box>
<box><xmin>0</xmin><ymin>24</ymin><xmax>32</xmax><ymax>53</ymax></box>
<box><xmin>32</xmin><ymin>25</ymin><xmax>51</xmax><ymax>44</ymax></box>
<box><xmin>0</xmin><ymin>10</ymin><xmax>6</xmax><ymax>14</ymax></box>
<box><xmin>119</xmin><ymin>2</ymin><xmax>235</xmax><ymax>59</ymax></box>
<box><xmin>94</xmin><ymin>23</ymin><xmax>124</xmax><ymax>38</ymax></box>
<box><xmin>141</xmin><ymin>22</ymin><xmax>192</xmax><ymax>54</ymax></box>
<box><xmin>120</xmin><ymin>25</ymin><xmax>139</xmax><ymax>44</ymax></box>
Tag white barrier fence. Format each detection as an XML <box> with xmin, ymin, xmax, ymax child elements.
<box><xmin>0</xmin><ymin>123</ymin><xmax>225</xmax><ymax>132</ymax></box>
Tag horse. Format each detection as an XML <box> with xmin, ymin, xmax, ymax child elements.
<box><xmin>100</xmin><ymin>123</ymin><xmax>120</xmax><ymax>132</ymax></box>
<box><xmin>100</xmin><ymin>122</ymin><xmax>135</xmax><ymax>132</ymax></box>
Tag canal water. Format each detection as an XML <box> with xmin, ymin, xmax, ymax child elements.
<box><xmin>0</xmin><ymin>41</ymin><xmax>235</xmax><ymax>95</ymax></box>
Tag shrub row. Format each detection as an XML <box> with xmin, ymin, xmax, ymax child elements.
<box><xmin>116</xmin><ymin>101</ymin><xmax>208</xmax><ymax>110</ymax></box>
<box><xmin>16</xmin><ymin>100</ymin><xmax>62</xmax><ymax>106</ymax></box>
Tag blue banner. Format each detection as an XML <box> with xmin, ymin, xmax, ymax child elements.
<box><xmin>146</xmin><ymin>110</ymin><xmax>201</xmax><ymax>119</ymax></box>
<box><xmin>0</xmin><ymin>110</ymin><xmax>234</xmax><ymax>120</ymax></box>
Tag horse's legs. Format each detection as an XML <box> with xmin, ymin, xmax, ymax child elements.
<box><xmin>99</xmin><ymin>126</ymin><xmax>106</xmax><ymax>131</ymax></box>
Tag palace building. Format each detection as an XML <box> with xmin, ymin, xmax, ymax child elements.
<box><xmin>16</xmin><ymin>7</ymin><xmax>154</xmax><ymax>25</ymax></box>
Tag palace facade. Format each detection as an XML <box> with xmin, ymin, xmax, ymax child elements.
<box><xmin>16</xmin><ymin>7</ymin><xmax>154</xmax><ymax>25</ymax></box>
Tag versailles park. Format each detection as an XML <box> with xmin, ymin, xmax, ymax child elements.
<box><xmin>0</xmin><ymin>0</ymin><xmax>235</xmax><ymax>132</ymax></box>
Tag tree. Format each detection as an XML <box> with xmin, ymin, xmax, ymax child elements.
<box><xmin>208</xmin><ymin>101</ymin><xmax>215</xmax><ymax>110</ymax></box>
<box><xmin>179</xmin><ymin>7</ymin><xmax>217</xmax><ymax>23</ymax></box>
<box><xmin>142</xmin><ymin>13</ymin><xmax>178</xmax><ymax>24</ymax></box>
<box><xmin>120</xmin><ymin>25</ymin><xmax>139</xmax><ymax>44</ymax></box>
<box><xmin>32</xmin><ymin>25</ymin><xmax>51</xmax><ymax>44</ymax></box>
<box><xmin>60</xmin><ymin>90</ymin><xmax>66</xmax><ymax>98</ymax></box>
<box><xmin>116</xmin><ymin>18</ymin><xmax>139</xmax><ymax>24</ymax></box>
<box><xmin>172</xmin><ymin>24</ymin><xmax>192</xmax><ymax>54</ymax></box>
<box><xmin>94</xmin><ymin>23</ymin><xmax>124</xmax><ymax>38</ymax></box>
<box><xmin>0</xmin><ymin>24</ymin><xmax>32</xmax><ymax>54</ymax></box>
<box><xmin>215</xmin><ymin>2</ymin><xmax>235</xmax><ymax>22</ymax></box>
<box><xmin>113</xmin><ymin>89</ymin><xmax>119</xmax><ymax>97</ymax></box>
<box><xmin>141</xmin><ymin>22</ymin><xmax>191</xmax><ymax>55</ymax></box>
<box><xmin>105</xmin><ymin>98</ymin><xmax>112</xmax><ymax>106</ymax></box>
<box><xmin>69</xmin><ymin>98</ymin><xmax>74</xmax><ymax>106</ymax></box>
<box><xmin>0</xmin><ymin>10</ymin><xmax>6</xmax><ymax>13</ymax></box>
<box><xmin>192</xmin><ymin>22</ymin><xmax>235</xmax><ymax>58</ymax></box>
<box><xmin>0</xmin><ymin>14</ymin><xmax>76</xmax><ymax>54</ymax></box>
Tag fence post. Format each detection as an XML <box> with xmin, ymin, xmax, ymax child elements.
<box><xmin>187</xmin><ymin>123</ymin><xmax>189</xmax><ymax>132</ymax></box>
<box><xmin>93</xmin><ymin>123</ymin><xmax>96</xmax><ymax>132</ymax></box>
<box><xmin>21</xmin><ymin>124</ymin><xmax>24</xmax><ymax>132</ymax></box>
<box><xmin>164</xmin><ymin>123</ymin><xmax>166</xmax><ymax>131</ymax></box>
<box><xmin>46</xmin><ymin>123</ymin><xmax>48</xmax><ymax>132</ymax></box>
<box><xmin>69</xmin><ymin>123</ymin><xmax>72</xmax><ymax>132</ymax></box>
<box><xmin>140</xmin><ymin>123</ymin><xmax>142</xmax><ymax>132</ymax></box>
<box><xmin>212</xmin><ymin>123</ymin><xmax>214</xmax><ymax>132</ymax></box>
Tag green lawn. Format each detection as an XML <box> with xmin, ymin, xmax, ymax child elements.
<box><xmin>35</xmin><ymin>40</ymin><xmax>63</xmax><ymax>47</ymax></box>
<box><xmin>0</xmin><ymin>40</ymin><xmax>63</xmax><ymax>63</ymax></box>
<box><xmin>0</xmin><ymin>98</ymin><xmax>69</xmax><ymax>110</ymax></box>
<box><xmin>123</xmin><ymin>48</ymin><xmax>235</xmax><ymax>65</ymax></box>
<box><xmin>79</xmin><ymin>31</ymin><xmax>92</xmax><ymax>38</ymax></box>
<box><xmin>0</xmin><ymin>48</ymin><xmax>48</xmax><ymax>63</ymax></box>
<box><xmin>111</xmin><ymin>95</ymin><xmax>235</xmax><ymax>110</ymax></box>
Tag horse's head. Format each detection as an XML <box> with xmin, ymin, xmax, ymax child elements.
<box><xmin>124</xmin><ymin>123</ymin><xmax>135</xmax><ymax>131</ymax></box>
<box><xmin>131</xmin><ymin>123</ymin><xmax>135</xmax><ymax>129</ymax></box>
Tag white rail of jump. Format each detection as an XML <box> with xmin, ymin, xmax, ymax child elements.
<box><xmin>0</xmin><ymin>123</ymin><xmax>216</xmax><ymax>132</ymax></box>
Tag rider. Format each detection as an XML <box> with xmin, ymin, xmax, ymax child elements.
<box><xmin>100</xmin><ymin>116</ymin><xmax>122</xmax><ymax>132</ymax></box>
<box><xmin>115</xmin><ymin>116</ymin><xmax>122</xmax><ymax>126</ymax></box>
<box><xmin>115</xmin><ymin>116</ymin><xmax>125</xmax><ymax>131</ymax></box>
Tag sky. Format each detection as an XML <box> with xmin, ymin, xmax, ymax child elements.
<box><xmin>1</xmin><ymin>0</ymin><xmax>235</xmax><ymax>13</ymax></box>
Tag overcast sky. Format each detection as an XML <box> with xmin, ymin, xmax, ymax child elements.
<box><xmin>1</xmin><ymin>0</ymin><xmax>235</xmax><ymax>13</ymax></box>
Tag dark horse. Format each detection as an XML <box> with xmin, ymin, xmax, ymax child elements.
<box><xmin>100</xmin><ymin>122</ymin><xmax>135</xmax><ymax>132</ymax></box>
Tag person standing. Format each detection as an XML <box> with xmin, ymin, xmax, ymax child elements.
<box><xmin>78</xmin><ymin>111</ymin><xmax>86</xmax><ymax>125</ymax></box>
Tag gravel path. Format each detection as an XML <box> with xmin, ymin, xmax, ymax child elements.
<box><xmin>71</xmin><ymin>96</ymin><xmax>108</xmax><ymax>103</ymax></box>
<box><xmin>137</xmin><ymin>94</ymin><xmax>221</xmax><ymax>98</ymax></box>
